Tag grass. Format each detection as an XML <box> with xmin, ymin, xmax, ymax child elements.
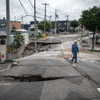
<box><xmin>30</xmin><ymin>36</ymin><xmax>43</xmax><ymax>41</ymax></box>
<box><xmin>88</xmin><ymin>49</ymin><xmax>100</xmax><ymax>52</ymax></box>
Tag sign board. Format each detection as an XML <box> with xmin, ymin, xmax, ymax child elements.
<box><xmin>8</xmin><ymin>46</ymin><xmax>11</xmax><ymax>53</ymax></box>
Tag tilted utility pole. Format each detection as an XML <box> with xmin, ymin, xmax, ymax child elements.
<box><xmin>42</xmin><ymin>3</ymin><xmax>49</xmax><ymax>34</ymax></box>
<box><xmin>66</xmin><ymin>15</ymin><xmax>69</xmax><ymax>32</ymax></box>
<box><xmin>6</xmin><ymin>0</ymin><xmax>11</xmax><ymax>60</ymax></box>
<box><xmin>34</xmin><ymin>0</ymin><xmax>37</xmax><ymax>52</ymax></box>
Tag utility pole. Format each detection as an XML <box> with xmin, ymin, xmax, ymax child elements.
<box><xmin>15</xmin><ymin>16</ymin><xmax>16</xmax><ymax>21</ymax></box>
<box><xmin>66</xmin><ymin>15</ymin><xmax>69</xmax><ymax>32</ymax></box>
<box><xmin>42</xmin><ymin>3</ymin><xmax>49</xmax><ymax>34</ymax></box>
<box><xmin>49</xmin><ymin>15</ymin><xmax>52</xmax><ymax>22</ymax></box>
<box><xmin>6</xmin><ymin>0</ymin><xmax>11</xmax><ymax>60</ymax></box>
<box><xmin>49</xmin><ymin>15</ymin><xmax>52</xmax><ymax>33</ymax></box>
<box><xmin>21</xmin><ymin>16</ymin><xmax>23</xmax><ymax>29</ymax></box>
<box><xmin>55</xmin><ymin>9</ymin><xmax>59</xmax><ymax>34</ymax></box>
<box><xmin>34</xmin><ymin>0</ymin><xmax>37</xmax><ymax>52</ymax></box>
<box><xmin>21</xmin><ymin>16</ymin><xmax>23</xmax><ymax>24</ymax></box>
<box><xmin>55</xmin><ymin>9</ymin><xmax>57</xmax><ymax>34</ymax></box>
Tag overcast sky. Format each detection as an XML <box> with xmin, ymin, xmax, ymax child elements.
<box><xmin>0</xmin><ymin>0</ymin><xmax>100</xmax><ymax>24</ymax></box>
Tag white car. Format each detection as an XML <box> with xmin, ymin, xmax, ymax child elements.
<box><xmin>89</xmin><ymin>32</ymin><xmax>100</xmax><ymax>38</ymax></box>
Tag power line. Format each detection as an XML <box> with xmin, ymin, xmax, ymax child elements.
<box><xmin>0</xmin><ymin>5</ymin><xmax>21</xmax><ymax>11</ymax></box>
<box><xmin>19</xmin><ymin>0</ymin><xmax>27</xmax><ymax>15</ymax></box>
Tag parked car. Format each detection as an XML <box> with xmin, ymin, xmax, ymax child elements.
<box><xmin>89</xmin><ymin>32</ymin><xmax>100</xmax><ymax>38</ymax></box>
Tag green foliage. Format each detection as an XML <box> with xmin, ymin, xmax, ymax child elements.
<box><xmin>13</xmin><ymin>33</ymin><xmax>24</xmax><ymax>46</ymax></box>
<box><xmin>81</xmin><ymin>40</ymin><xmax>86</xmax><ymax>43</ymax></box>
<box><xmin>79</xmin><ymin>6</ymin><xmax>100</xmax><ymax>50</ymax></box>
<box><xmin>70</xmin><ymin>20</ymin><xmax>79</xmax><ymax>28</ymax></box>
<box><xmin>88</xmin><ymin>49</ymin><xmax>100</xmax><ymax>52</ymax></box>
<box><xmin>37</xmin><ymin>21</ymin><xmax>52</xmax><ymax>32</ymax></box>
<box><xmin>79</xmin><ymin>6</ymin><xmax>100</xmax><ymax>32</ymax></box>
<box><xmin>32</xmin><ymin>36</ymin><xmax>42</xmax><ymax>41</ymax></box>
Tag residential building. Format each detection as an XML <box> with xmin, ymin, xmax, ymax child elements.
<box><xmin>10</xmin><ymin>21</ymin><xmax>21</xmax><ymax>32</ymax></box>
<box><xmin>21</xmin><ymin>24</ymin><xmax>30</xmax><ymax>30</ymax></box>
<box><xmin>51</xmin><ymin>20</ymin><xmax>71</xmax><ymax>33</ymax></box>
<box><xmin>0</xmin><ymin>18</ymin><xmax>21</xmax><ymax>32</ymax></box>
<box><xmin>0</xmin><ymin>18</ymin><xmax>6</xmax><ymax>32</ymax></box>
<box><xmin>30</xmin><ymin>21</ymin><xmax>38</xmax><ymax>25</ymax></box>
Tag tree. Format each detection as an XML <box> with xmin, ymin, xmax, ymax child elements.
<box><xmin>79</xmin><ymin>6</ymin><xmax>100</xmax><ymax>50</ymax></box>
<box><xmin>37</xmin><ymin>21</ymin><xmax>52</xmax><ymax>32</ymax></box>
<box><xmin>70</xmin><ymin>20</ymin><xmax>79</xmax><ymax>32</ymax></box>
<box><xmin>13</xmin><ymin>33</ymin><xmax>24</xmax><ymax>47</ymax></box>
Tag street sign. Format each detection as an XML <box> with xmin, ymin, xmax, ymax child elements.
<box><xmin>8</xmin><ymin>46</ymin><xmax>11</xmax><ymax>53</ymax></box>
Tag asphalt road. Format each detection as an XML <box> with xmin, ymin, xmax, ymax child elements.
<box><xmin>0</xmin><ymin>34</ymin><xmax>100</xmax><ymax>100</ymax></box>
<box><xmin>75</xmin><ymin>59</ymin><xmax>100</xmax><ymax>86</ymax></box>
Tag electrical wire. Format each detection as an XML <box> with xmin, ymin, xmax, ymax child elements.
<box><xmin>19</xmin><ymin>0</ymin><xmax>27</xmax><ymax>15</ymax></box>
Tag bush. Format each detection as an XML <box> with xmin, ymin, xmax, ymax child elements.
<box><xmin>82</xmin><ymin>40</ymin><xmax>86</xmax><ymax>43</ymax></box>
<box><xmin>88</xmin><ymin>49</ymin><xmax>100</xmax><ymax>52</ymax></box>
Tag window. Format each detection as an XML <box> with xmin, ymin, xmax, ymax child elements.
<box><xmin>64</xmin><ymin>23</ymin><xmax>66</xmax><ymax>25</ymax></box>
<box><xmin>0</xmin><ymin>39</ymin><xmax>5</xmax><ymax>45</ymax></box>
<box><xmin>1</xmin><ymin>23</ymin><xmax>6</xmax><ymax>27</ymax></box>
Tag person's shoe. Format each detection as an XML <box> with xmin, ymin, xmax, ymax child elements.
<box><xmin>75</xmin><ymin>62</ymin><xmax>78</xmax><ymax>63</ymax></box>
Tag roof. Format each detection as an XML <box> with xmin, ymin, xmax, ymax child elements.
<box><xmin>0</xmin><ymin>31</ymin><xmax>7</xmax><ymax>36</ymax></box>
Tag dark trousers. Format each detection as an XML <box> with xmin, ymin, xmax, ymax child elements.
<box><xmin>72</xmin><ymin>52</ymin><xmax>77</xmax><ymax>63</ymax></box>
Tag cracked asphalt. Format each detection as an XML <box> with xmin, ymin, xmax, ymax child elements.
<box><xmin>0</xmin><ymin>34</ymin><xmax>100</xmax><ymax>100</ymax></box>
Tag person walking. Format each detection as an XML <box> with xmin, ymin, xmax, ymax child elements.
<box><xmin>71</xmin><ymin>40</ymin><xmax>79</xmax><ymax>63</ymax></box>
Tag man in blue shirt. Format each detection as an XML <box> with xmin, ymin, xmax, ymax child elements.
<box><xmin>71</xmin><ymin>40</ymin><xmax>79</xmax><ymax>63</ymax></box>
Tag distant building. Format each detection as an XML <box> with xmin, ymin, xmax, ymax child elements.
<box><xmin>51</xmin><ymin>20</ymin><xmax>71</xmax><ymax>33</ymax></box>
<box><xmin>0</xmin><ymin>18</ymin><xmax>21</xmax><ymax>32</ymax></box>
<box><xmin>21</xmin><ymin>24</ymin><xmax>30</xmax><ymax>30</ymax></box>
<box><xmin>0</xmin><ymin>18</ymin><xmax>6</xmax><ymax>32</ymax></box>
<box><xmin>30</xmin><ymin>21</ymin><xmax>38</xmax><ymax>25</ymax></box>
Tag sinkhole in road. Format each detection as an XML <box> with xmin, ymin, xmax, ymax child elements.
<box><xmin>2</xmin><ymin>74</ymin><xmax>63</xmax><ymax>82</ymax></box>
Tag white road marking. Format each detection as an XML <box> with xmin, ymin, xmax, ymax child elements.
<box><xmin>97</xmin><ymin>88</ymin><xmax>100</xmax><ymax>92</ymax></box>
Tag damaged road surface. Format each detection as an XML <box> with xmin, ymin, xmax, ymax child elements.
<box><xmin>2</xmin><ymin>74</ymin><xmax>63</xmax><ymax>82</ymax></box>
<box><xmin>0</xmin><ymin>35</ymin><xmax>100</xmax><ymax>100</ymax></box>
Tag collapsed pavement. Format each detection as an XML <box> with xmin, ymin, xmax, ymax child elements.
<box><xmin>0</xmin><ymin>34</ymin><xmax>100</xmax><ymax>100</ymax></box>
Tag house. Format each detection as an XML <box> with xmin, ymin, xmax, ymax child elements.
<box><xmin>10</xmin><ymin>21</ymin><xmax>21</xmax><ymax>32</ymax></box>
<box><xmin>0</xmin><ymin>18</ymin><xmax>6</xmax><ymax>32</ymax></box>
<box><xmin>0</xmin><ymin>18</ymin><xmax>21</xmax><ymax>32</ymax></box>
<box><xmin>0</xmin><ymin>31</ymin><xmax>7</xmax><ymax>52</ymax></box>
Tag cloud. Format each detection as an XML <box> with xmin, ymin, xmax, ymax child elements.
<box><xmin>0</xmin><ymin>0</ymin><xmax>100</xmax><ymax>23</ymax></box>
